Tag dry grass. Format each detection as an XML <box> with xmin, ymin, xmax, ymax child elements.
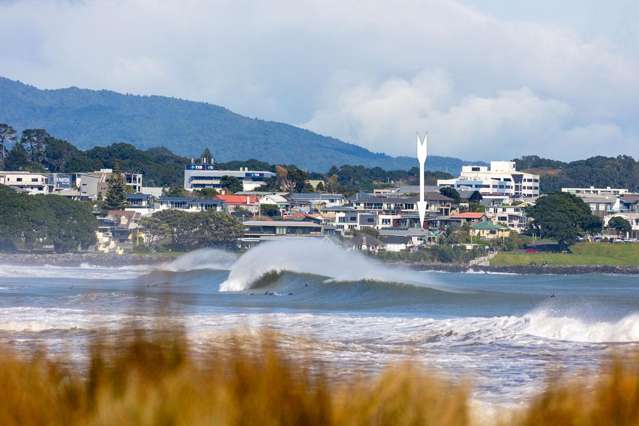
<box><xmin>0</xmin><ymin>328</ymin><xmax>638</xmax><ymax>426</ymax></box>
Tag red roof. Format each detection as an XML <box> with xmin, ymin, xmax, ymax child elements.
<box><xmin>215</xmin><ymin>195</ymin><xmax>258</xmax><ymax>204</ymax></box>
<box><xmin>450</xmin><ymin>212</ymin><xmax>485</xmax><ymax>219</ymax></box>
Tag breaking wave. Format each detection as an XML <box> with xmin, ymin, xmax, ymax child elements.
<box><xmin>157</xmin><ymin>248</ymin><xmax>237</xmax><ymax>272</ymax></box>
<box><xmin>524</xmin><ymin>309</ymin><xmax>639</xmax><ymax>343</ymax></box>
<box><xmin>219</xmin><ymin>238</ymin><xmax>448</xmax><ymax>292</ymax></box>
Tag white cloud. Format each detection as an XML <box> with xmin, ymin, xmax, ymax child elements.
<box><xmin>0</xmin><ymin>0</ymin><xmax>637</xmax><ymax>160</ymax></box>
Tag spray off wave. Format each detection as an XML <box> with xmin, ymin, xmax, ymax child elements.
<box><xmin>220</xmin><ymin>238</ymin><xmax>448</xmax><ymax>292</ymax></box>
<box><xmin>157</xmin><ymin>248</ymin><xmax>237</xmax><ymax>272</ymax></box>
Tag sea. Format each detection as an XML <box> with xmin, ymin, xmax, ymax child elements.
<box><xmin>1</xmin><ymin>238</ymin><xmax>638</xmax><ymax>406</ymax></box>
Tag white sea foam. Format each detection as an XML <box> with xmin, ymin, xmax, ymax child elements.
<box><xmin>524</xmin><ymin>309</ymin><xmax>639</xmax><ymax>343</ymax></box>
<box><xmin>157</xmin><ymin>248</ymin><xmax>237</xmax><ymax>272</ymax></box>
<box><xmin>219</xmin><ymin>238</ymin><xmax>448</xmax><ymax>292</ymax></box>
<box><xmin>0</xmin><ymin>263</ymin><xmax>149</xmax><ymax>280</ymax></box>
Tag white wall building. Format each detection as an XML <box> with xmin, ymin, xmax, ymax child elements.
<box><xmin>183</xmin><ymin>163</ymin><xmax>275</xmax><ymax>192</ymax></box>
<box><xmin>562</xmin><ymin>187</ymin><xmax>629</xmax><ymax>196</ymax></box>
<box><xmin>0</xmin><ymin>171</ymin><xmax>49</xmax><ymax>194</ymax></box>
<box><xmin>438</xmin><ymin>161</ymin><xmax>540</xmax><ymax>199</ymax></box>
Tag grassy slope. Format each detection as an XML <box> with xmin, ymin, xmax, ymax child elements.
<box><xmin>491</xmin><ymin>243</ymin><xmax>639</xmax><ymax>267</ymax></box>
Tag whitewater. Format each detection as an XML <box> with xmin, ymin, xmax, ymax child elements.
<box><xmin>1</xmin><ymin>239</ymin><xmax>638</xmax><ymax>403</ymax></box>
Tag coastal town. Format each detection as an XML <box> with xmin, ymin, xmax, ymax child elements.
<box><xmin>2</xmin><ymin>149</ymin><xmax>638</xmax><ymax>258</ymax></box>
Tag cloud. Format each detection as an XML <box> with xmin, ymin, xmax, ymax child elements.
<box><xmin>0</xmin><ymin>0</ymin><xmax>637</xmax><ymax>160</ymax></box>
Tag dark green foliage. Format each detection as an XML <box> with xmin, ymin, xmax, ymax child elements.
<box><xmin>469</xmin><ymin>191</ymin><xmax>482</xmax><ymax>203</ymax></box>
<box><xmin>440</xmin><ymin>187</ymin><xmax>461</xmax><ymax>203</ymax></box>
<box><xmin>607</xmin><ymin>216</ymin><xmax>632</xmax><ymax>235</ymax></box>
<box><xmin>220</xmin><ymin>176</ymin><xmax>242</xmax><ymax>193</ymax></box>
<box><xmin>104</xmin><ymin>172</ymin><xmax>127</xmax><ymax>210</ymax></box>
<box><xmin>326</xmin><ymin>165</ymin><xmax>451</xmax><ymax>195</ymax></box>
<box><xmin>527</xmin><ymin>192</ymin><xmax>602</xmax><ymax>247</ymax></box>
<box><xmin>0</xmin><ymin>123</ymin><xmax>17</xmax><ymax>168</ymax></box>
<box><xmin>0</xmin><ymin>77</ymin><xmax>473</xmax><ymax>172</ymax></box>
<box><xmin>194</xmin><ymin>188</ymin><xmax>219</xmax><ymax>198</ymax></box>
<box><xmin>140</xmin><ymin>209</ymin><xmax>243</xmax><ymax>251</ymax></box>
<box><xmin>162</xmin><ymin>186</ymin><xmax>189</xmax><ymax>197</ymax></box>
<box><xmin>259</xmin><ymin>204</ymin><xmax>280</xmax><ymax>217</ymax></box>
<box><xmin>0</xmin><ymin>185</ymin><xmax>97</xmax><ymax>252</ymax></box>
<box><xmin>515</xmin><ymin>155</ymin><xmax>639</xmax><ymax>193</ymax></box>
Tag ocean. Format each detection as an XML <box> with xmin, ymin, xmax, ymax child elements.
<box><xmin>1</xmin><ymin>238</ymin><xmax>638</xmax><ymax>405</ymax></box>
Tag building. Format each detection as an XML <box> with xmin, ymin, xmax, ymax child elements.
<box><xmin>157</xmin><ymin>197</ymin><xmax>224</xmax><ymax>212</ymax></box>
<box><xmin>562</xmin><ymin>187</ymin><xmax>629</xmax><ymax>196</ymax></box>
<box><xmin>470</xmin><ymin>221</ymin><xmax>511</xmax><ymax>240</ymax></box>
<box><xmin>77</xmin><ymin>169</ymin><xmax>143</xmax><ymax>200</ymax></box>
<box><xmin>0</xmin><ymin>171</ymin><xmax>49</xmax><ymax>194</ymax></box>
<box><xmin>242</xmin><ymin>220</ymin><xmax>324</xmax><ymax>240</ymax></box>
<box><xmin>604</xmin><ymin>213</ymin><xmax>639</xmax><ymax>239</ymax></box>
<box><xmin>577</xmin><ymin>194</ymin><xmax>619</xmax><ymax>217</ymax></box>
<box><xmin>183</xmin><ymin>163</ymin><xmax>275</xmax><ymax>192</ymax></box>
<box><xmin>216</xmin><ymin>194</ymin><xmax>260</xmax><ymax>214</ymax></box>
<box><xmin>438</xmin><ymin>161</ymin><xmax>540</xmax><ymax>198</ymax></box>
<box><xmin>486</xmin><ymin>202</ymin><xmax>530</xmax><ymax>232</ymax></box>
<box><xmin>287</xmin><ymin>193</ymin><xmax>346</xmax><ymax>210</ymax></box>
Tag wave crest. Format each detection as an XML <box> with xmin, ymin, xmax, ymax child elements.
<box><xmin>219</xmin><ymin>238</ymin><xmax>446</xmax><ymax>292</ymax></box>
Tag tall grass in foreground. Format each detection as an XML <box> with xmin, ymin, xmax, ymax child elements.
<box><xmin>0</xmin><ymin>328</ymin><xmax>637</xmax><ymax>426</ymax></box>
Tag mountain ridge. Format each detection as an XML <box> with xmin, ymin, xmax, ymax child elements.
<box><xmin>0</xmin><ymin>76</ymin><xmax>478</xmax><ymax>173</ymax></box>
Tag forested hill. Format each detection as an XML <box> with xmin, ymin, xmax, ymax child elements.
<box><xmin>0</xmin><ymin>77</ymin><xmax>469</xmax><ymax>173</ymax></box>
<box><xmin>515</xmin><ymin>155</ymin><xmax>639</xmax><ymax>192</ymax></box>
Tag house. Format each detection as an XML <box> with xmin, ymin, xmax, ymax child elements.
<box><xmin>242</xmin><ymin>220</ymin><xmax>324</xmax><ymax>240</ymax></box>
<box><xmin>449</xmin><ymin>212</ymin><xmax>487</xmax><ymax>225</ymax></box>
<box><xmin>562</xmin><ymin>186</ymin><xmax>629</xmax><ymax>196</ymax></box>
<box><xmin>157</xmin><ymin>197</ymin><xmax>224</xmax><ymax>212</ymax></box>
<box><xmin>216</xmin><ymin>194</ymin><xmax>259</xmax><ymax>214</ymax></box>
<box><xmin>618</xmin><ymin>194</ymin><xmax>639</xmax><ymax>213</ymax></box>
<box><xmin>438</xmin><ymin>161</ymin><xmax>540</xmax><ymax>198</ymax></box>
<box><xmin>348</xmin><ymin>234</ymin><xmax>382</xmax><ymax>253</ymax></box>
<box><xmin>76</xmin><ymin>169</ymin><xmax>143</xmax><ymax>200</ymax></box>
<box><xmin>470</xmin><ymin>221</ymin><xmax>511</xmax><ymax>240</ymax></box>
<box><xmin>380</xmin><ymin>235</ymin><xmax>412</xmax><ymax>252</ymax></box>
<box><xmin>604</xmin><ymin>213</ymin><xmax>639</xmax><ymax>239</ymax></box>
<box><xmin>287</xmin><ymin>193</ymin><xmax>346</xmax><ymax>210</ymax></box>
<box><xmin>486</xmin><ymin>201</ymin><xmax>531</xmax><ymax>232</ymax></box>
<box><xmin>576</xmin><ymin>194</ymin><xmax>619</xmax><ymax>217</ymax></box>
<box><xmin>0</xmin><ymin>171</ymin><xmax>49</xmax><ymax>194</ymax></box>
<box><xmin>127</xmin><ymin>193</ymin><xmax>155</xmax><ymax>208</ymax></box>
<box><xmin>379</xmin><ymin>228</ymin><xmax>440</xmax><ymax>247</ymax></box>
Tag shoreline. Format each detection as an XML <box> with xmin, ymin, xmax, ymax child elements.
<box><xmin>1</xmin><ymin>251</ymin><xmax>639</xmax><ymax>275</ymax></box>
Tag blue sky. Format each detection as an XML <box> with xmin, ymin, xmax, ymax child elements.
<box><xmin>0</xmin><ymin>0</ymin><xmax>637</xmax><ymax>161</ymax></box>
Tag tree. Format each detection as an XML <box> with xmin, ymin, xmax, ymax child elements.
<box><xmin>607</xmin><ymin>216</ymin><xmax>632</xmax><ymax>237</ymax></box>
<box><xmin>20</xmin><ymin>129</ymin><xmax>49</xmax><ymax>164</ymax></box>
<box><xmin>104</xmin><ymin>171</ymin><xmax>128</xmax><ymax>210</ymax></box>
<box><xmin>220</xmin><ymin>176</ymin><xmax>242</xmax><ymax>193</ymax></box>
<box><xmin>200</xmin><ymin>148</ymin><xmax>214</xmax><ymax>164</ymax></box>
<box><xmin>195</xmin><ymin>188</ymin><xmax>219</xmax><ymax>198</ymax></box>
<box><xmin>4</xmin><ymin>143</ymin><xmax>32</xmax><ymax>171</ymax></box>
<box><xmin>0</xmin><ymin>124</ymin><xmax>17</xmax><ymax>169</ymax></box>
<box><xmin>439</xmin><ymin>187</ymin><xmax>460</xmax><ymax>203</ymax></box>
<box><xmin>140</xmin><ymin>209</ymin><xmax>243</xmax><ymax>250</ymax></box>
<box><xmin>315</xmin><ymin>181</ymin><xmax>325</xmax><ymax>192</ymax></box>
<box><xmin>469</xmin><ymin>191</ymin><xmax>483</xmax><ymax>203</ymax></box>
<box><xmin>163</xmin><ymin>186</ymin><xmax>189</xmax><ymax>197</ymax></box>
<box><xmin>0</xmin><ymin>186</ymin><xmax>96</xmax><ymax>252</ymax></box>
<box><xmin>527</xmin><ymin>192</ymin><xmax>601</xmax><ymax>248</ymax></box>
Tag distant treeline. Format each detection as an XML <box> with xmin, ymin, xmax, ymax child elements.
<box><xmin>515</xmin><ymin>155</ymin><xmax>639</xmax><ymax>192</ymax></box>
<box><xmin>0</xmin><ymin>123</ymin><xmax>451</xmax><ymax>192</ymax></box>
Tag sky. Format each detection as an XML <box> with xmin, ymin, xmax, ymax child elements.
<box><xmin>0</xmin><ymin>0</ymin><xmax>638</xmax><ymax>161</ymax></box>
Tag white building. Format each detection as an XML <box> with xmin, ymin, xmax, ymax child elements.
<box><xmin>0</xmin><ymin>171</ymin><xmax>49</xmax><ymax>194</ymax></box>
<box><xmin>438</xmin><ymin>161</ymin><xmax>540</xmax><ymax>199</ymax></box>
<box><xmin>562</xmin><ymin>186</ymin><xmax>629</xmax><ymax>196</ymax></box>
<box><xmin>76</xmin><ymin>169</ymin><xmax>143</xmax><ymax>200</ymax></box>
<box><xmin>183</xmin><ymin>163</ymin><xmax>275</xmax><ymax>192</ymax></box>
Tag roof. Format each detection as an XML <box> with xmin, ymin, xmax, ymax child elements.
<box><xmin>215</xmin><ymin>194</ymin><xmax>258</xmax><ymax>204</ymax></box>
<box><xmin>380</xmin><ymin>235</ymin><xmax>411</xmax><ymax>244</ymax></box>
<box><xmin>379</xmin><ymin>228</ymin><xmax>437</xmax><ymax>237</ymax></box>
<box><xmin>127</xmin><ymin>193</ymin><xmax>153</xmax><ymax>200</ymax></box>
<box><xmin>350</xmin><ymin>234</ymin><xmax>382</xmax><ymax>247</ymax></box>
<box><xmin>158</xmin><ymin>196</ymin><xmax>222</xmax><ymax>205</ymax></box>
<box><xmin>288</xmin><ymin>193</ymin><xmax>344</xmax><ymax>201</ymax></box>
<box><xmin>471</xmin><ymin>221</ymin><xmax>509</xmax><ymax>231</ymax></box>
<box><xmin>243</xmin><ymin>220</ymin><xmax>323</xmax><ymax>228</ymax></box>
<box><xmin>451</xmin><ymin>212</ymin><xmax>486</xmax><ymax>219</ymax></box>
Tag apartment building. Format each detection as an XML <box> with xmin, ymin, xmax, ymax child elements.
<box><xmin>183</xmin><ymin>163</ymin><xmax>275</xmax><ymax>192</ymax></box>
<box><xmin>562</xmin><ymin>187</ymin><xmax>629</xmax><ymax>196</ymax></box>
<box><xmin>438</xmin><ymin>161</ymin><xmax>540</xmax><ymax>198</ymax></box>
<box><xmin>77</xmin><ymin>169</ymin><xmax>143</xmax><ymax>200</ymax></box>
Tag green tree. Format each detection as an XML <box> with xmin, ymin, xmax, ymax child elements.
<box><xmin>315</xmin><ymin>181</ymin><xmax>325</xmax><ymax>192</ymax></box>
<box><xmin>220</xmin><ymin>176</ymin><xmax>242</xmax><ymax>193</ymax></box>
<box><xmin>194</xmin><ymin>188</ymin><xmax>219</xmax><ymax>198</ymax></box>
<box><xmin>439</xmin><ymin>187</ymin><xmax>460</xmax><ymax>203</ymax></box>
<box><xmin>104</xmin><ymin>171</ymin><xmax>128</xmax><ymax>210</ymax></box>
<box><xmin>140</xmin><ymin>209</ymin><xmax>242</xmax><ymax>251</ymax></box>
<box><xmin>527</xmin><ymin>192</ymin><xmax>601</xmax><ymax>248</ymax></box>
<box><xmin>607</xmin><ymin>216</ymin><xmax>632</xmax><ymax>236</ymax></box>
<box><xmin>469</xmin><ymin>191</ymin><xmax>482</xmax><ymax>203</ymax></box>
<box><xmin>0</xmin><ymin>124</ymin><xmax>17</xmax><ymax>169</ymax></box>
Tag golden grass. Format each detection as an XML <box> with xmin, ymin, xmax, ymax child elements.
<box><xmin>0</xmin><ymin>328</ymin><xmax>638</xmax><ymax>426</ymax></box>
